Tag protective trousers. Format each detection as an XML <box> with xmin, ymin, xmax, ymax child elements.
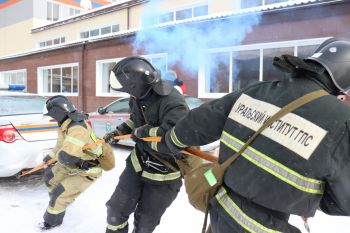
<box><xmin>106</xmin><ymin>163</ymin><xmax>182</xmax><ymax>233</ymax></box>
<box><xmin>208</xmin><ymin>190</ymin><xmax>302</xmax><ymax>233</ymax></box>
<box><xmin>43</xmin><ymin>163</ymin><xmax>100</xmax><ymax>226</ymax></box>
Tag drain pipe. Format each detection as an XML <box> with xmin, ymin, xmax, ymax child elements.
<box><xmin>80</xmin><ymin>42</ymin><xmax>86</xmax><ymax>112</ymax></box>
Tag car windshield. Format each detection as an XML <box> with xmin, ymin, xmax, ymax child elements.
<box><xmin>0</xmin><ymin>95</ymin><xmax>47</xmax><ymax>116</ymax></box>
<box><xmin>185</xmin><ymin>96</ymin><xmax>204</xmax><ymax>110</ymax></box>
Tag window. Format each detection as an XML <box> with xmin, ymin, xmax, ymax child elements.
<box><xmin>38</xmin><ymin>37</ymin><xmax>66</xmax><ymax>48</ymax></box>
<box><xmin>193</xmin><ymin>5</ymin><xmax>208</xmax><ymax>17</ymax></box>
<box><xmin>241</xmin><ymin>0</ymin><xmax>289</xmax><ymax>8</ymax></box>
<box><xmin>90</xmin><ymin>29</ymin><xmax>99</xmax><ymax>37</ymax></box>
<box><xmin>69</xmin><ymin>8</ymin><xmax>81</xmax><ymax>16</ymax></box>
<box><xmin>241</xmin><ymin>0</ymin><xmax>262</xmax><ymax>8</ymax></box>
<box><xmin>232</xmin><ymin>50</ymin><xmax>260</xmax><ymax>91</ymax></box>
<box><xmin>205</xmin><ymin>52</ymin><xmax>230</xmax><ymax>94</ymax></box>
<box><xmin>297</xmin><ymin>45</ymin><xmax>318</xmax><ymax>58</ymax></box>
<box><xmin>47</xmin><ymin>0</ymin><xmax>81</xmax><ymax>21</ymax></box>
<box><xmin>80</xmin><ymin>24</ymin><xmax>120</xmax><ymax>39</ymax></box>
<box><xmin>53</xmin><ymin>3</ymin><xmax>60</xmax><ymax>21</ymax></box>
<box><xmin>265</xmin><ymin>0</ymin><xmax>289</xmax><ymax>4</ymax></box>
<box><xmin>159</xmin><ymin>4</ymin><xmax>208</xmax><ymax>23</ymax></box>
<box><xmin>112</xmin><ymin>25</ymin><xmax>119</xmax><ymax>33</ymax></box>
<box><xmin>159</xmin><ymin>12</ymin><xmax>174</xmax><ymax>23</ymax></box>
<box><xmin>47</xmin><ymin>1</ymin><xmax>53</xmax><ymax>20</ymax></box>
<box><xmin>101</xmin><ymin>26</ymin><xmax>111</xmax><ymax>35</ymax></box>
<box><xmin>80</xmin><ymin>31</ymin><xmax>89</xmax><ymax>39</ymax></box>
<box><xmin>0</xmin><ymin>69</ymin><xmax>27</xmax><ymax>90</ymax></box>
<box><xmin>96</xmin><ymin>54</ymin><xmax>167</xmax><ymax>96</ymax></box>
<box><xmin>199</xmin><ymin>38</ymin><xmax>328</xmax><ymax>98</ymax></box>
<box><xmin>47</xmin><ymin>1</ymin><xmax>60</xmax><ymax>21</ymax></box>
<box><xmin>176</xmin><ymin>9</ymin><xmax>192</xmax><ymax>20</ymax></box>
<box><xmin>263</xmin><ymin>47</ymin><xmax>293</xmax><ymax>82</ymax></box>
<box><xmin>38</xmin><ymin>64</ymin><xmax>78</xmax><ymax>95</ymax></box>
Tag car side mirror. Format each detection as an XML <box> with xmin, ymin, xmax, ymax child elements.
<box><xmin>97</xmin><ymin>107</ymin><xmax>106</xmax><ymax>114</ymax></box>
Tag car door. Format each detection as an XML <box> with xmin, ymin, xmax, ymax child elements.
<box><xmin>90</xmin><ymin>98</ymin><xmax>130</xmax><ymax>138</ymax></box>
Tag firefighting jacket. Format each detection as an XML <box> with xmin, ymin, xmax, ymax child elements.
<box><xmin>168</xmin><ymin>76</ymin><xmax>350</xmax><ymax>230</ymax></box>
<box><xmin>49</xmin><ymin>118</ymin><xmax>103</xmax><ymax>176</ymax></box>
<box><xmin>118</xmin><ymin>89</ymin><xmax>189</xmax><ymax>184</ymax></box>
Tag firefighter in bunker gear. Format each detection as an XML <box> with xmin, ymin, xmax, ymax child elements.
<box><xmin>40</xmin><ymin>95</ymin><xmax>103</xmax><ymax>230</ymax></box>
<box><xmin>104</xmin><ymin>56</ymin><xmax>189</xmax><ymax>233</ymax></box>
<box><xmin>147</xmin><ymin>38</ymin><xmax>350</xmax><ymax>233</ymax></box>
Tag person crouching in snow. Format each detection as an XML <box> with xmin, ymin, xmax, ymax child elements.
<box><xmin>39</xmin><ymin>95</ymin><xmax>104</xmax><ymax>230</ymax></box>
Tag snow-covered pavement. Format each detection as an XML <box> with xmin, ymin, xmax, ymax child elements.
<box><xmin>0</xmin><ymin>147</ymin><xmax>349</xmax><ymax>233</ymax></box>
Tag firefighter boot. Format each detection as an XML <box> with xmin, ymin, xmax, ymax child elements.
<box><xmin>38</xmin><ymin>222</ymin><xmax>61</xmax><ymax>231</ymax></box>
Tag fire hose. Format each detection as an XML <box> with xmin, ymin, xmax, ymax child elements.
<box><xmin>20</xmin><ymin>134</ymin><xmax>218</xmax><ymax>177</ymax></box>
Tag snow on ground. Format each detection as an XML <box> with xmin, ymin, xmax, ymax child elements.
<box><xmin>0</xmin><ymin>147</ymin><xmax>349</xmax><ymax>233</ymax></box>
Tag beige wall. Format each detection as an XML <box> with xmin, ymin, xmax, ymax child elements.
<box><xmin>129</xmin><ymin>4</ymin><xmax>144</xmax><ymax>29</ymax></box>
<box><xmin>210</xmin><ymin>0</ymin><xmax>240</xmax><ymax>14</ymax></box>
<box><xmin>31</xmin><ymin>10</ymin><xmax>128</xmax><ymax>44</ymax></box>
<box><xmin>0</xmin><ymin>0</ymin><xmax>237</xmax><ymax>57</ymax></box>
<box><xmin>0</xmin><ymin>20</ymin><xmax>35</xmax><ymax>57</ymax></box>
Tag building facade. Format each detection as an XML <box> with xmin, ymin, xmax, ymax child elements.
<box><xmin>0</xmin><ymin>0</ymin><xmax>348</xmax><ymax>112</ymax></box>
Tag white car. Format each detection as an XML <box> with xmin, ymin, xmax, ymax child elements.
<box><xmin>0</xmin><ymin>87</ymin><xmax>58</xmax><ymax>177</ymax></box>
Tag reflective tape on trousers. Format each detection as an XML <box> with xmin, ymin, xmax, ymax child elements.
<box><xmin>216</xmin><ymin>187</ymin><xmax>282</xmax><ymax>233</ymax></box>
<box><xmin>131</xmin><ymin>148</ymin><xmax>142</xmax><ymax>172</ymax></box>
<box><xmin>107</xmin><ymin>220</ymin><xmax>128</xmax><ymax>231</ymax></box>
<box><xmin>47</xmin><ymin>206</ymin><xmax>66</xmax><ymax>215</ymax></box>
<box><xmin>141</xmin><ymin>170</ymin><xmax>181</xmax><ymax>181</ymax></box>
<box><xmin>220</xmin><ymin>131</ymin><xmax>324</xmax><ymax>194</ymax></box>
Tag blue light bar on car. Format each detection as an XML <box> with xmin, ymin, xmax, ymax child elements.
<box><xmin>8</xmin><ymin>85</ymin><xmax>26</xmax><ymax>91</ymax></box>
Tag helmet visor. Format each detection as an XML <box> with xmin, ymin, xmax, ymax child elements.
<box><xmin>43</xmin><ymin>104</ymin><xmax>49</xmax><ymax>116</ymax></box>
<box><xmin>109</xmin><ymin>70</ymin><xmax>123</xmax><ymax>90</ymax></box>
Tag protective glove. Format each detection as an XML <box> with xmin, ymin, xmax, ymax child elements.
<box><xmin>139</xmin><ymin>131</ymin><xmax>182</xmax><ymax>160</ymax></box>
<box><xmin>132</xmin><ymin>124</ymin><xmax>155</xmax><ymax>142</ymax></box>
<box><xmin>43</xmin><ymin>155</ymin><xmax>52</xmax><ymax>163</ymax></box>
<box><xmin>103</xmin><ymin>129</ymin><xmax>121</xmax><ymax>145</ymax></box>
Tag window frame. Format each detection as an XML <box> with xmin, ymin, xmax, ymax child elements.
<box><xmin>37</xmin><ymin>63</ymin><xmax>79</xmax><ymax>96</ymax></box>
<box><xmin>158</xmin><ymin>2</ymin><xmax>209</xmax><ymax>24</ymax></box>
<box><xmin>198</xmin><ymin>37</ymin><xmax>330</xmax><ymax>98</ymax></box>
<box><xmin>96</xmin><ymin>54</ymin><xmax>168</xmax><ymax>97</ymax></box>
<box><xmin>38</xmin><ymin>36</ymin><xmax>66</xmax><ymax>48</ymax></box>
<box><xmin>0</xmin><ymin>69</ymin><xmax>27</xmax><ymax>90</ymax></box>
<box><xmin>79</xmin><ymin>24</ymin><xmax>120</xmax><ymax>40</ymax></box>
<box><xmin>240</xmin><ymin>0</ymin><xmax>297</xmax><ymax>9</ymax></box>
<box><xmin>46</xmin><ymin>0</ymin><xmax>61</xmax><ymax>21</ymax></box>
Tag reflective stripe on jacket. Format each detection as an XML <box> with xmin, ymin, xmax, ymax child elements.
<box><xmin>54</xmin><ymin>118</ymin><xmax>103</xmax><ymax>175</ymax></box>
<box><xmin>171</xmin><ymin>77</ymin><xmax>350</xmax><ymax>220</ymax></box>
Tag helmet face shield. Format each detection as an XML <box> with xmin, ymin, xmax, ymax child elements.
<box><xmin>109</xmin><ymin>69</ymin><xmax>123</xmax><ymax>91</ymax></box>
<box><xmin>108</xmin><ymin>56</ymin><xmax>158</xmax><ymax>98</ymax></box>
<box><xmin>42</xmin><ymin>104</ymin><xmax>49</xmax><ymax>116</ymax></box>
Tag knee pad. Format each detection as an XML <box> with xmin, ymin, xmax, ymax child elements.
<box><xmin>49</xmin><ymin>183</ymin><xmax>65</xmax><ymax>208</ymax></box>
<box><xmin>44</xmin><ymin>167</ymin><xmax>54</xmax><ymax>187</ymax></box>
